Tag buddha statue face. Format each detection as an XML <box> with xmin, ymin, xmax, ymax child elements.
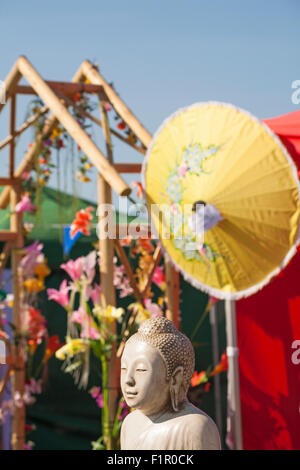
<box><xmin>121</xmin><ymin>317</ymin><xmax>195</xmax><ymax>415</ymax></box>
<box><xmin>121</xmin><ymin>340</ymin><xmax>170</xmax><ymax>416</ymax></box>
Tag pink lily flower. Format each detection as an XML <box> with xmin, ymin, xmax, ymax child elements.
<box><xmin>87</xmin><ymin>283</ymin><xmax>102</xmax><ymax>304</ymax></box>
<box><xmin>61</xmin><ymin>258</ymin><xmax>84</xmax><ymax>281</ymax></box>
<box><xmin>15</xmin><ymin>193</ymin><xmax>36</xmax><ymax>214</ymax></box>
<box><xmin>83</xmin><ymin>251</ymin><xmax>97</xmax><ymax>283</ymax></box>
<box><xmin>144</xmin><ymin>299</ymin><xmax>162</xmax><ymax>318</ymax></box>
<box><xmin>71</xmin><ymin>307</ymin><xmax>100</xmax><ymax>340</ymax></box>
<box><xmin>47</xmin><ymin>280</ymin><xmax>70</xmax><ymax>307</ymax></box>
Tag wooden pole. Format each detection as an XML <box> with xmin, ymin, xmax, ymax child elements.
<box><xmin>0</xmin><ymin>60</ymin><xmax>22</xmax><ymax>115</ymax></box>
<box><xmin>9</xmin><ymin>94</ymin><xmax>16</xmax><ymax>178</ymax></box>
<box><xmin>9</xmin><ymin>182</ymin><xmax>25</xmax><ymax>450</ymax></box>
<box><xmin>17</xmin><ymin>56</ymin><xmax>130</xmax><ymax>197</ymax></box>
<box><xmin>98</xmin><ymin>94</ymin><xmax>118</xmax><ymax>449</ymax></box>
<box><xmin>164</xmin><ymin>256</ymin><xmax>180</xmax><ymax>329</ymax></box>
<box><xmin>81</xmin><ymin>60</ymin><xmax>152</xmax><ymax>148</ymax></box>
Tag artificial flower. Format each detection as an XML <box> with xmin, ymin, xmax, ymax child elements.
<box><xmin>152</xmin><ymin>266</ymin><xmax>166</xmax><ymax>291</ymax></box>
<box><xmin>43</xmin><ymin>335</ymin><xmax>62</xmax><ymax>362</ymax></box>
<box><xmin>55</xmin><ymin>338</ymin><xmax>89</xmax><ymax>360</ymax></box>
<box><xmin>34</xmin><ymin>262</ymin><xmax>50</xmax><ymax>281</ymax></box>
<box><xmin>70</xmin><ymin>306</ymin><xmax>101</xmax><ymax>340</ymax></box>
<box><xmin>210</xmin><ymin>352</ymin><xmax>228</xmax><ymax>377</ymax></box>
<box><xmin>24</xmin><ymin>278</ymin><xmax>45</xmax><ymax>293</ymax></box>
<box><xmin>130</xmin><ymin>181</ymin><xmax>144</xmax><ymax>200</ymax></box>
<box><xmin>117</xmin><ymin>121</ymin><xmax>126</xmax><ymax>130</ymax></box>
<box><xmin>144</xmin><ymin>299</ymin><xmax>163</xmax><ymax>318</ymax></box>
<box><xmin>93</xmin><ymin>305</ymin><xmax>124</xmax><ymax>324</ymax></box>
<box><xmin>22</xmin><ymin>307</ymin><xmax>47</xmax><ymax>345</ymax></box>
<box><xmin>61</xmin><ymin>258</ymin><xmax>84</xmax><ymax>281</ymax></box>
<box><xmin>15</xmin><ymin>193</ymin><xmax>36</xmax><ymax>214</ymax></box>
<box><xmin>47</xmin><ymin>279</ymin><xmax>70</xmax><ymax>307</ymax></box>
<box><xmin>70</xmin><ymin>207</ymin><xmax>94</xmax><ymax>238</ymax></box>
<box><xmin>191</xmin><ymin>370</ymin><xmax>208</xmax><ymax>387</ymax></box>
<box><xmin>89</xmin><ymin>386</ymin><xmax>104</xmax><ymax>408</ymax></box>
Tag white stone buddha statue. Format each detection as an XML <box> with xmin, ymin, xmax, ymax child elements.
<box><xmin>120</xmin><ymin>317</ymin><xmax>221</xmax><ymax>450</ymax></box>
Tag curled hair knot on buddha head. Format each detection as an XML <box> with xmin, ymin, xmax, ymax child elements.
<box><xmin>126</xmin><ymin>317</ymin><xmax>195</xmax><ymax>411</ymax></box>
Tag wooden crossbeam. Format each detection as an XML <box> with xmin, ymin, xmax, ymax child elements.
<box><xmin>0</xmin><ymin>231</ymin><xmax>18</xmax><ymax>241</ymax></box>
<box><xmin>16</xmin><ymin>81</ymin><xmax>103</xmax><ymax>96</ymax></box>
<box><xmin>114</xmin><ymin>163</ymin><xmax>142</xmax><ymax>173</ymax></box>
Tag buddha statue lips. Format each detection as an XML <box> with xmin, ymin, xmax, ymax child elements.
<box><xmin>120</xmin><ymin>317</ymin><xmax>221</xmax><ymax>450</ymax></box>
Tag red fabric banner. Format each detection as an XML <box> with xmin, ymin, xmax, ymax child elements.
<box><xmin>236</xmin><ymin>110</ymin><xmax>300</xmax><ymax>450</ymax></box>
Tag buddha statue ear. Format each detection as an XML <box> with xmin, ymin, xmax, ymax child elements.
<box><xmin>170</xmin><ymin>366</ymin><xmax>184</xmax><ymax>412</ymax></box>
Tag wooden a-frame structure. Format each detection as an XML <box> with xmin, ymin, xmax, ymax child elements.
<box><xmin>0</xmin><ymin>56</ymin><xmax>180</xmax><ymax>450</ymax></box>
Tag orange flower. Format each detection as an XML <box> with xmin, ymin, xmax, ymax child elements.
<box><xmin>72</xmin><ymin>92</ymin><xmax>82</xmax><ymax>103</ymax></box>
<box><xmin>139</xmin><ymin>238</ymin><xmax>154</xmax><ymax>253</ymax></box>
<box><xmin>131</xmin><ymin>181</ymin><xmax>144</xmax><ymax>199</ymax></box>
<box><xmin>120</xmin><ymin>237</ymin><xmax>132</xmax><ymax>247</ymax></box>
<box><xmin>28</xmin><ymin>339</ymin><xmax>38</xmax><ymax>355</ymax></box>
<box><xmin>34</xmin><ymin>263</ymin><xmax>51</xmax><ymax>281</ymax></box>
<box><xmin>210</xmin><ymin>352</ymin><xmax>228</xmax><ymax>377</ymax></box>
<box><xmin>70</xmin><ymin>206</ymin><xmax>94</xmax><ymax>238</ymax></box>
<box><xmin>191</xmin><ymin>370</ymin><xmax>207</xmax><ymax>387</ymax></box>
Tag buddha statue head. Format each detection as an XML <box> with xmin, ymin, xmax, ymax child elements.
<box><xmin>121</xmin><ymin>317</ymin><xmax>195</xmax><ymax>416</ymax></box>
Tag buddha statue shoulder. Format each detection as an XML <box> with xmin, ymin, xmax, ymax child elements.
<box><xmin>120</xmin><ymin>317</ymin><xmax>221</xmax><ymax>450</ymax></box>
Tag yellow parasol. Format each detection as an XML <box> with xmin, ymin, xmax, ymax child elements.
<box><xmin>142</xmin><ymin>102</ymin><xmax>300</xmax><ymax>300</ymax></box>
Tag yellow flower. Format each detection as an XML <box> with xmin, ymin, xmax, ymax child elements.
<box><xmin>84</xmin><ymin>163</ymin><xmax>93</xmax><ymax>170</ymax></box>
<box><xmin>84</xmin><ymin>78</ymin><xmax>91</xmax><ymax>84</ymax></box>
<box><xmin>55</xmin><ymin>338</ymin><xmax>88</xmax><ymax>361</ymax></box>
<box><xmin>34</xmin><ymin>263</ymin><xmax>51</xmax><ymax>280</ymax></box>
<box><xmin>80</xmin><ymin>176</ymin><xmax>91</xmax><ymax>183</ymax></box>
<box><xmin>38</xmin><ymin>178</ymin><xmax>46</xmax><ymax>186</ymax></box>
<box><xmin>93</xmin><ymin>305</ymin><xmax>124</xmax><ymax>323</ymax></box>
<box><xmin>24</xmin><ymin>278</ymin><xmax>44</xmax><ymax>293</ymax></box>
<box><xmin>50</xmin><ymin>126</ymin><xmax>63</xmax><ymax>139</ymax></box>
<box><xmin>128</xmin><ymin>302</ymin><xmax>151</xmax><ymax>324</ymax></box>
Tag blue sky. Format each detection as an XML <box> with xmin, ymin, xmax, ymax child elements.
<box><xmin>0</xmin><ymin>0</ymin><xmax>299</xmax><ymax>203</ymax></box>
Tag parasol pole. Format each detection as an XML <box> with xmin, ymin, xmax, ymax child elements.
<box><xmin>209</xmin><ymin>303</ymin><xmax>223</xmax><ymax>436</ymax></box>
<box><xmin>225</xmin><ymin>299</ymin><xmax>243</xmax><ymax>450</ymax></box>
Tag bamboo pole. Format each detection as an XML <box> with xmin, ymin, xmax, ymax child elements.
<box><xmin>17</xmin><ymin>56</ymin><xmax>130</xmax><ymax>197</ymax></box>
<box><xmin>0</xmin><ymin>60</ymin><xmax>92</xmax><ymax>209</ymax></box>
<box><xmin>10</xmin><ymin>182</ymin><xmax>25</xmax><ymax>450</ymax></box>
<box><xmin>9</xmin><ymin>94</ymin><xmax>16</xmax><ymax>178</ymax></box>
<box><xmin>164</xmin><ymin>257</ymin><xmax>180</xmax><ymax>328</ymax></box>
<box><xmin>0</xmin><ymin>242</ymin><xmax>13</xmax><ymax>279</ymax></box>
<box><xmin>0</xmin><ymin>105</ymin><xmax>48</xmax><ymax>152</ymax></box>
<box><xmin>0</xmin><ymin>60</ymin><xmax>22</xmax><ymax>115</ymax></box>
<box><xmin>140</xmin><ymin>246</ymin><xmax>162</xmax><ymax>297</ymax></box>
<box><xmin>81</xmin><ymin>60</ymin><xmax>152</xmax><ymax>148</ymax></box>
<box><xmin>98</xmin><ymin>94</ymin><xmax>119</xmax><ymax>449</ymax></box>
